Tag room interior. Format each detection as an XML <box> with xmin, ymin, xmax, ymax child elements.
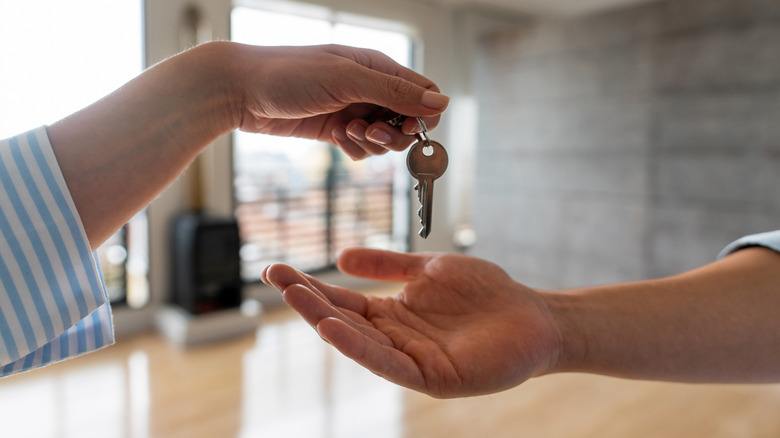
<box><xmin>1</xmin><ymin>0</ymin><xmax>780</xmax><ymax>436</ymax></box>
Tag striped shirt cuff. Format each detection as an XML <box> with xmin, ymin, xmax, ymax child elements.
<box><xmin>0</xmin><ymin>127</ymin><xmax>113</xmax><ymax>377</ymax></box>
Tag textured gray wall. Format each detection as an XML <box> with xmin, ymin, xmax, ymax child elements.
<box><xmin>470</xmin><ymin>0</ymin><xmax>780</xmax><ymax>288</ymax></box>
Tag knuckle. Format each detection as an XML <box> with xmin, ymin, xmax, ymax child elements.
<box><xmin>384</xmin><ymin>75</ymin><xmax>416</xmax><ymax>99</ymax></box>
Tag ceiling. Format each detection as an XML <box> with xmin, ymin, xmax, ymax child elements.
<box><xmin>433</xmin><ymin>0</ymin><xmax>660</xmax><ymax>17</ymax></box>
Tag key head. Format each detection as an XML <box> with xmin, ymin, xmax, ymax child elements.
<box><xmin>408</xmin><ymin>140</ymin><xmax>446</xmax><ymax>239</ymax></box>
<box><xmin>407</xmin><ymin>140</ymin><xmax>448</xmax><ymax>180</ymax></box>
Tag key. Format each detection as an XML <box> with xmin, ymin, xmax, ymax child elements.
<box><xmin>407</xmin><ymin>118</ymin><xmax>448</xmax><ymax>238</ymax></box>
<box><xmin>367</xmin><ymin>110</ymin><xmax>448</xmax><ymax>238</ymax></box>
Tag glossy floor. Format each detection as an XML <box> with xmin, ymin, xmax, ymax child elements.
<box><xmin>2</xmin><ymin>286</ymin><xmax>780</xmax><ymax>437</ymax></box>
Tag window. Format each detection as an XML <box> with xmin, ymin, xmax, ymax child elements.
<box><xmin>0</xmin><ymin>0</ymin><xmax>149</xmax><ymax>307</ymax></box>
<box><xmin>231</xmin><ymin>4</ymin><xmax>415</xmax><ymax>280</ymax></box>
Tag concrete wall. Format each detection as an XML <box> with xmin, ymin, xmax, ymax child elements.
<box><xmin>470</xmin><ymin>0</ymin><xmax>780</xmax><ymax>288</ymax></box>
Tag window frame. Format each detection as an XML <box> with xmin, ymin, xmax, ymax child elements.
<box><xmin>230</xmin><ymin>4</ymin><xmax>419</xmax><ymax>281</ymax></box>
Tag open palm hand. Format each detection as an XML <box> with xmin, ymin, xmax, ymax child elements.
<box><xmin>262</xmin><ymin>248</ymin><xmax>562</xmax><ymax>398</ymax></box>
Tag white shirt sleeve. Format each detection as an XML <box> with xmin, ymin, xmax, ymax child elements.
<box><xmin>717</xmin><ymin>230</ymin><xmax>780</xmax><ymax>259</ymax></box>
<box><xmin>0</xmin><ymin>127</ymin><xmax>114</xmax><ymax>377</ymax></box>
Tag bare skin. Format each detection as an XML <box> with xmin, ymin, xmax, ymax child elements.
<box><xmin>263</xmin><ymin>246</ymin><xmax>780</xmax><ymax>399</ymax></box>
<box><xmin>46</xmin><ymin>42</ymin><xmax>449</xmax><ymax>249</ymax></box>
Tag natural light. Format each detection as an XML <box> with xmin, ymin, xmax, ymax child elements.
<box><xmin>0</xmin><ymin>0</ymin><xmax>148</xmax><ymax>307</ymax></box>
<box><xmin>0</xmin><ymin>0</ymin><xmax>143</xmax><ymax>139</ymax></box>
<box><xmin>231</xmin><ymin>6</ymin><xmax>415</xmax><ymax>278</ymax></box>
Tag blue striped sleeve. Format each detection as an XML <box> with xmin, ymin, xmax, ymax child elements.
<box><xmin>0</xmin><ymin>127</ymin><xmax>114</xmax><ymax>377</ymax></box>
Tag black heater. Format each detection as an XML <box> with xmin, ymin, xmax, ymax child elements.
<box><xmin>170</xmin><ymin>213</ymin><xmax>242</xmax><ymax>314</ymax></box>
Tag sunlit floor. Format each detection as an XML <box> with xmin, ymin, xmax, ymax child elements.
<box><xmin>3</xmin><ymin>284</ymin><xmax>780</xmax><ymax>438</ymax></box>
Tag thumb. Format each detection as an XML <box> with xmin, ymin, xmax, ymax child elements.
<box><xmin>337</xmin><ymin>248</ymin><xmax>430</xmax><ymax>282</ymax></box>
<box><xmin>341</xmin><ymin>66</ymin><xmax>450</xmax><ymax>117</ymax></box>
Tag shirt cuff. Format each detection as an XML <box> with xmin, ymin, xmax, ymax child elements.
<box><xmin>0</xmin><ymin>127</ymin><xmax>113</xmax><ymax>376</ymax></box>
<box><xmin>1</xmin><ymin>301</ymin><xmax>114</xmax><ymax>376</ymax></box>
<box><xmin>717</xmin><ymin>230</ymin><xmax>780</xmax><ymax>259</ymax></box>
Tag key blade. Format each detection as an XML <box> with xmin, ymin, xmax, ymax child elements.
<box><xmin>420</xmin><ymin>179</ymin><xmax>433</xmax><ymax>239</ymax></box>
<box><xmin>415</xmin><ymin>178</ymin><xmax>427</xmax><ymax>238</ymax></box>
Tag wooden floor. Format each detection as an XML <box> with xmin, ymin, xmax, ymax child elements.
<box><xmin>3</xmin><ymin>285</ymin><xmax>780</xmax><ymax>437</ymax></box>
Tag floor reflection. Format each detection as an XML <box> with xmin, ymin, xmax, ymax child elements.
<box><xmin>240</xmin><ymin>319</ymin><xmax>402</xmax><ymax>438</ymax></box>
<box><xmin>5</xmin><ymin>303</ymin><xmax>778</xmax><ymax>437</ymax></box>
<box><xmin>0</xmin><ymin>309</ymin><xmax>402</xmax><ymax>438</ymax></box>
<box><xmin>0</xmin><ymin>357</ymin><xmax>129</xmax><ymax>437</ymax></box>
<box><xmin>127</xmin><ymin>351</ymin><xmax>150</xmax><ymax>438</ymax></box>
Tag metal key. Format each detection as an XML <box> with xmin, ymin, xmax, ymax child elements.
<box><xmin>407</xmin><ymin>118</ymin><xmax>448</xmax><ymax>238</ymax></box>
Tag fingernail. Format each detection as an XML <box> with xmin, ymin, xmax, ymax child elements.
<box><xmin>347</xmin><ymin>124</ymin><xmax>366</xmax><ymax>141</ymax></box>
<box><xmin>421</xmin><ymin>91</ymin><xmax>450</xmax><ymax>110</ymax></box>
<box><xmin>332</xmin><ymin>126</ymin><xmax>349</xmax><ymax>144</ymax></box>
<box><xmin>367</xmin><ymin>129</ymin><xmax>392</xmax><ymax>145</ymax></box>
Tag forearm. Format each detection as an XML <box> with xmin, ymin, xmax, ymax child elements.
<box><xmin>47</xmin><ymin>41</ymin><xmax>240</xmax><ymax>249</ymax></box>
<box><xmin>546</xmin><ymin>247</ymin><xmax>780</xmax><ymax>382</ymax></box>
<box><xmin>44</xmin><ymin>42</ymin><xmax>448</xmax><ymax>250</ymax></box>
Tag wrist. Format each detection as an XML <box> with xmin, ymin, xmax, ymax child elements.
<box><xmin>181</xmin><ymin>41</ymin><xmax>246</xmax><ymax>134</ymax></box>
<box><xmin>539</xmin><ymin>289</ymin><xmax>591</xmax><ymax>375</ymax></box>
<box><xmin>47</xmin><ymin>41</ymin><xmax>247</xmax><ymax>247</ymax></box>
<box><xmin>541</xmin><ymin>279</ymin><xmax>683</xmax><ymax>379</ymax></box>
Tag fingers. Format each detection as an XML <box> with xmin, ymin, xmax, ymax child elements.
<box><xmin>331</xmin><ymin>125</ymin><xmax>369</xmax><ymax>160</ymax></box>
<box><xmin>337</xmin><ymin>248</ymin><xmax>431</xmax><ymax>282</ymax></box>
<box><xmin>335</xmin><ymin>113</ymin><xmax>443</xmax><ymax>159</ymax></box>
<box><xmin>317</xmin><ymin>317</ymin><xmax>426</xmax><ymax>392</ymax></box>
<box><xmin>262</xmin><ymin>263</ymin><xmax>367</xmax><ymax>316</ymax></box>
<box><xmin>321</xmin><ymin>46</ymin><xmax>449</xmax><ymax>159</ymax></box>
<box><xmin>345</xmin><ymin>68</ymin><xmax>449</xmax><ymax>119</ymax></box>
<box><xmin>246</xmin><ymin>44</ymin><xmax>447</xmax><ymax>160</ymax></box>
<box><xmin>322</xmin><ymin>44</ymin><xmax>449</xmax><ymax>116</ymax></box>
<box><xmin>336</xmin><ymin>119</ymin><xmax>419</xmax><ymax>160</ymax></box>
<box><xmin>281</xmin><ymin>283</ymin><xmax>339</xmax><ymax>328</ymax></box>
<box><xmin>261</xmin><ymin>262</ymin><xmax>307</xmax><ymax>289</ymax></box>
<box><xmin>346</xmin><ymin>119</ymin><xmax>390</xmax><ymax>156</ymax></box>
<box><xmin>281</xmin><ymin>283</ymin><xmax>393</xmax><ymax>347</ymax></box>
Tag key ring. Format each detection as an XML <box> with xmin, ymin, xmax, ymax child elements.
<box><xmin>415</xmin><ymin>117</ymin><xmax>431</xmax><ymax>145</ymax></box>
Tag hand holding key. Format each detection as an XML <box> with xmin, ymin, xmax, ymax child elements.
<box><xmin>232</xmin><ymin>44</ymin><xmax>448</xmax><ymax>161</ymax></box>
<box><xmin>261</xmin><ymin>247</ymin><xmax>562</xmax><ymax>398</ymax></box>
